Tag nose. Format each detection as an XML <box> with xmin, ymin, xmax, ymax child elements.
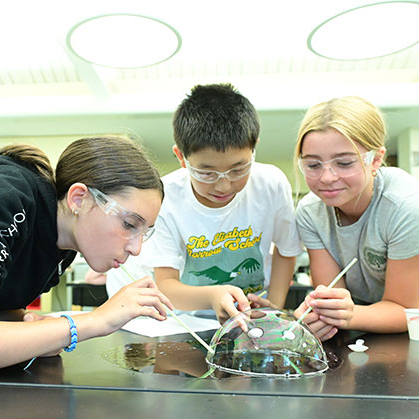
<box><xmin>214</xmin><ymin>176</ymin><xmax>232</xmax><ymax>193</ymax></box>
<box><xmin>125</xmin><ymin>235</ymin><xmax>143</xmax><ymax>256</ymax></box>
<box><xmin>318</xmin><ymin>164</ymin><xmax>338</xmax><ymax>182</ymax></box>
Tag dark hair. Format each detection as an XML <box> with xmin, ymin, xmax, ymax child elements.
<box><xmin>0</xmin><ymin>144</ymin><xmax>54</xmax><ymax>184</ymax></box>
<box><xmin>173</xmin><ymin>83</ymin><xmax>260</xmax><ymax>157</ymax></box>
<box><xmin>55</xmin><ymin>136</ymin><xmax>163</xmax><ymax>200</ymax></box>
<box><xmin>1</xmin><ymin>136</ymin><xmax>164</xmax><ymax>201</ymax></box>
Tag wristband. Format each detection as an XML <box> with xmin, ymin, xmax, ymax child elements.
<box><xmin>61</xmin><ymin>314</ymin><xmax>78</xmax><ymax>352</ymax></box>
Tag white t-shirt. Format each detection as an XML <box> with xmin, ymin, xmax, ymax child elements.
<box><xmin>296</xmin><ymin>167</ymin><xmax>419</xmax><ymax>304</ymax></box>
<box><xmin>107</xmin><ymin>163</ymin><xmax>302</xmax><ymax>297</ymax></box>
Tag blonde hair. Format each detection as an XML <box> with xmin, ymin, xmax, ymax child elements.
<box><xmin>293</xmin><ymin>96</ymin><xmax>387</xmax><ymax>195</ymax></box>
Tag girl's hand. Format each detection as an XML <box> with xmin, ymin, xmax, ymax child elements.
<box><xmin>92</xmin><ymin>276</ymin><xmax>174</xmax><ymax>335</ymax></box>
<box><xmin>209</xmin><ymin>285</ymin><xmax>250</xmax><ymax>324</ymax></box>
<box><xmin>294</xmin><ymin>296</ymin><xmax>338</xmax><ymax>341</ymax></box>
<box><xmin>308</xmin><ymin>285</ymin><xmax>354</xmax><ymax>329</ymax></box>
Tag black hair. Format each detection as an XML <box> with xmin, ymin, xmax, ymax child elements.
<box><xmin>173</xmin><ymin>83</ymin><xmax>260</xmax><ymax>157</ymax></box>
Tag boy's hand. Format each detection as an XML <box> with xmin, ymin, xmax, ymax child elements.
<box><xmin>307</xmin><ymin>285</ymin><xmax>354</xmax><ymax>330</ymax></box>
<box><xmin>209</xmin><ymin>285</ymin><xmax>250</xmax><ymax>324</ymax></box>
<box><xmin>247</xmin><ymin>293</ymin><xmax>278</xmax><ymax>309</ymax></box>
<box><xmin>294</xmin><ymin>296</ymin><xmax>338</xmax><ymax>342</ymax></box>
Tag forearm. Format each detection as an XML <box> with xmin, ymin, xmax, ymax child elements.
<box><xmin>0</xmin><ymin>313</ymin><xmax>100</xmax><ymax>368</ymax></box>
<box><xmin>155</xmin><ymin>277</ymin><xmax>218</xmax><ymax>311</ymax></box>
<box><xmin>268</xmin><ymin>251</ymin><xmax>295</xmax><ymax>309</ymax></box>
<box><xmin>348</xmin><ymin>300</ymin><xmax>407</xmax><ymax>333</ymax></box>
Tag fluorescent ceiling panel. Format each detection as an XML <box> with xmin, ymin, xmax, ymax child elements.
<box><xmin>308</xmin><ymin>1</ymin><xmax>419</xmax><ymax>60</ymax></box>
<box><xmin>67</xmin><ymin>14</ymin><xmax>182</xmax><ymax>68</ymax></box>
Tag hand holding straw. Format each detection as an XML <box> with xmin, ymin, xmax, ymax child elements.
<box><xmin>120</xmin><ymin>265</ymin><xmax>214</xmax><ymax>354</ymax></box>
<box><xmin>256</xmin><ymin>290</ymin><xmax>267</xmax><ymax>299</ymax></box>
<box><xmin>284</xmin><ymin>257</ymin><xmax>358</xmax><ymax>338</ymax></box>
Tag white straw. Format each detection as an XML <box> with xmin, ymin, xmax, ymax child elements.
<box><xmin>164</xmin><ymin>305</ymin><xmax>214</xmax><ymax>354</ymax></box>
<box><xmin>120</xmin><ymin>265</ymin><xmax>214</xmax><ymax>354</ymax></box>
<box><xmin>285</xmin><ymin>257</ymin><xmax>358</xmax><ymax>336</ymax></box>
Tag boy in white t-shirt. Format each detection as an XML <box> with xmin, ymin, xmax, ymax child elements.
<box><xmin>108</xmin><ymin>83</ymin><xmax>302</xmax><ymax>322</ymax></box>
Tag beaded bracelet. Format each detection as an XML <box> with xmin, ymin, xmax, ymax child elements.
<box><xmin>61</xmin><ymin>314</ymin><xmax>78</xmax><ymax>352</ymax></box>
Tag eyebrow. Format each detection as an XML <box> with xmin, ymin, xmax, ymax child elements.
<box><xmin>125</xmin><ymin>210</ymin><xmax>147</xmax><ymax>225</ymax></box>
<box><xmin>195</xmin><ymin>157</ymin><xmax>252</xmax><ymax>170</ymax></box>
<box><xmin>301</xmin><ymin>152</ymin><xmax>359</xmax><ymax>159</ymax></box>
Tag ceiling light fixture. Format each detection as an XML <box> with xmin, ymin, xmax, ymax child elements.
<box><xmin>67</xmin><ymin>14</ymin><xmax>182</xmax><ymax>68</ymax></box>
<box><xmin>308</xmin><ymin>1</ymin><xmax>419</xmax><ymax>60</ymax></box>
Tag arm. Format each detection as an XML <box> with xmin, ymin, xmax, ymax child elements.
<box><xmin>154</xmin><ymin>266</ymin><xmax>250</xmax><ymax>323</ymax></box>
<box><xmin>307</xmin><ymin>249</ymin><xmax>419</xmax><ymax>333</ymax></box>
<box><xmin>293</xmin><ymin>248</ymin><xmax>346</xmax><ymax>341</ymax></box>
<box><xmin>0</xmin><ymin>277</ymin><xmax>174</xmax><ymax>368</ymax></box>
<box><xmin>267</xmin><ymin>247</ymin><xmax>295</xmax><ymax>308</ymax></box>
<box><xmin>347</xmin><ymin>254</ymin><xmax>419</xmax><ymax>333</ymax></box>
<box><xmin>247</xmin><ymin>248</ymin><xmax>295</xmax><ymax>310</ymax></box>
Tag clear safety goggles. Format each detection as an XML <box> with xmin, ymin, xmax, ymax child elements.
<box><xmin>298</xmin><ymin>150</ymin><xmax>375</xmax><ymax>179</ymax></box>
<box><xmin>89</xmin><ymin>187</ymin><xmax>155</xmax><ymax>241</ymax></box>
<box><xmin>184</xmin><ymin>152</ymin><xmax>255</xmax><ymax>183</ymax></box>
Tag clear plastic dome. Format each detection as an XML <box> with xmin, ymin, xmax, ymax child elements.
<box><xmin>206</xmin><ymin>308</ymin><xmax>328</xmax><ymax>378</ymax></box>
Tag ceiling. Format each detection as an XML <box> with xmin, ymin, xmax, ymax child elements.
<box><xmin>2</xmin><ymin>0</ymin><xmax>419</xmax><ymax>162</ymax></box>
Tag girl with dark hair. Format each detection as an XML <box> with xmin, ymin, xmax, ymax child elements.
<box><xmin>0</xmin><ymin>136</ymin><xmax>173</xmax><ymax>368</ymax></box>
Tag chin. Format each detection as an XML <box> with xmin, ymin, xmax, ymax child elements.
<box><xmin>88</xmin><ymin>261</ymin><xmax>110</xmax><ymax>273</ymax></box>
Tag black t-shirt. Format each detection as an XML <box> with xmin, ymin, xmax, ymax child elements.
<box><xmin>0</xmin><ymin>156</ymin><xmax>76</xmax><ymax>309</ymax></box>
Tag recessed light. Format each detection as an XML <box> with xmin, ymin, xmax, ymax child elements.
<box><xmin>67</xmin><ymin>14</ymin><xmax>182</xmax><ymax>68</ymax></box>
<box><xmin>308</xmin><ymin>1</ymin><xmax>419</xmax><ymax>60</ymax></box>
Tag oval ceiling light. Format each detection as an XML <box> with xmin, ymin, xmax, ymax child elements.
<box><xmin>67</xmin><ymin>14</ymin><xmax>181</xmax><ymax>68</ymax></box>
<box><xmin>308</xmin><ymin>1</ymin><xmax>419</xmax><ymax>60</ymax></box>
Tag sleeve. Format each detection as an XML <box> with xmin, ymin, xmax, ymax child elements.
<box><xmin>0</xmin><ymin>172</ymin><xmax>35</xmax><ymax>286</ymax></box>
<box><xmin>271</xmin><ymin>170</ymin><xmax>303</xmax><ymax>256</ymax></box>
<box><xmin>386</xmin><ymin>195</ymin><xmax>419</xmax><ymax>259</ymax></box>
<box><xmin>295</xmin><ymin>198</ymin><xmax>326</xmax><ymax>250</ymax></box>
<box><xmin>140</xmin><ymin>214</ymin><xmax>185</xmax><ymax>271</ymax></box>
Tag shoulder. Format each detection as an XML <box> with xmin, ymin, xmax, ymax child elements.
<box><xmin>251</xmin><ymin>162</ymin><xmax>289</xmax><ymax>179</ymax></box>
<box><xmin>249</xmin><ymin>162</ymin><xmax>291</xmax><ymax>192</ymax></box>
<box><xmin>0</xmin><ymin>156</ymin><xmax>38</xmax><ymax>196</ymax></box>
<box><xmin>161</xmin><ymin>168</ymin><xmax>188</xmax><ymax>190</ymax></box>
<box><xmin>297</xmin><ymin>191</ymin><xmax>323</xmax><ymax>209</ymax></box>
<box><xmin>296</xmin><ymin>192</ymin><xmax>325</xmax><ymax>222</ymax></box>
<box><xmin>0</xmin><ymin>156</ymin><xmax>55</xmax><ymax>215</ymax></box>
<box><xmin>379</xmin><ymin>167</ymin><xmax>419</xmax><ymax>207</ymax></box>
<box><xmin>159</xmin><ymin>168</ymin><xmax>191</xmax><ymax>213</ymax></box>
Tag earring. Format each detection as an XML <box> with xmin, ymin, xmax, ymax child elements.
<box><xmin>71</xmin><ymin>208</ymin><xmax>78</xmax><ymax>216</ymax></box>
<box><xmin>372</xmin><ymin>169</ymin><xmax>377</xmax><ymax>177</ymax></box>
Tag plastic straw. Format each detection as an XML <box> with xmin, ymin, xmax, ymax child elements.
<box><xmin>120</xmin><ymin>265</ymin><xmax>214</xmax><ymax>354</ymax></box>
<box><xmin>257</xmin><ymin>290</ymin><xmax>267</xmax><ymax>299</ymax></box>
<box><xmin>285</xmin><ymin>257</ymin><xmax>358</xmax><ymax>337</ymax></box>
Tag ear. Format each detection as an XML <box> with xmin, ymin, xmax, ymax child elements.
<box><xmin>66</xmin><ymin>183</ymin><xmax>89</xmax><ymax>213</ymax></box>
<box><xmin>373</xmin><ymin>147</ymin><xmax>386</xmax><ymax>170</ymax></box>
<box><xmin>172</xmin><ymin>145</ymin><xmax>186</xmax><ymax>169</ymax></box>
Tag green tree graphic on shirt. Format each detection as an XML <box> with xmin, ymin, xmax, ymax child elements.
<box><xmin>189</xmin><ymin>257</ymin><xmax>261</xmax><ymax>284</ymax></box>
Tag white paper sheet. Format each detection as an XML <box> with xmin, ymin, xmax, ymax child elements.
<box><xmin>47</xmin><ymin>310</ymin><xmax>220</xmax><ymax>338</ymax></box>
<box><xmin>121</xmin><ymin>313</ymin><xmax>221</xmax><ymax>337</ymax></box>
<box><xmin>47</xmin><ymin>310</ymin><xmax>87</xmax><ymax>318</ymax></box>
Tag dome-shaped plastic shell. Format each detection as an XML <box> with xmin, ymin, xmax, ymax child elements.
<box><xmin>206</xmin><ymin>308</ymin><xmax>328</xmax><ymax>378</ymax></box>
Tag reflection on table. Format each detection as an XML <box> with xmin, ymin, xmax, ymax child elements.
<box><xmin>1</xmin><ymin>326</ymin><xmax>419</xmax><ymax>418</ymax></box>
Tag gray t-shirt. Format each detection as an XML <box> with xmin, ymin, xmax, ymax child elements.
<box><xmin>296</xmin><ymin>167</ymin><xmax>419</xmax><ymax>304</ymax></box>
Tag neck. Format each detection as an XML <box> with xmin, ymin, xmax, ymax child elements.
<box><xmin>56</xmin><ymin>203</ymin><xmax>78</xmax><ymax>250</ymax></box>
